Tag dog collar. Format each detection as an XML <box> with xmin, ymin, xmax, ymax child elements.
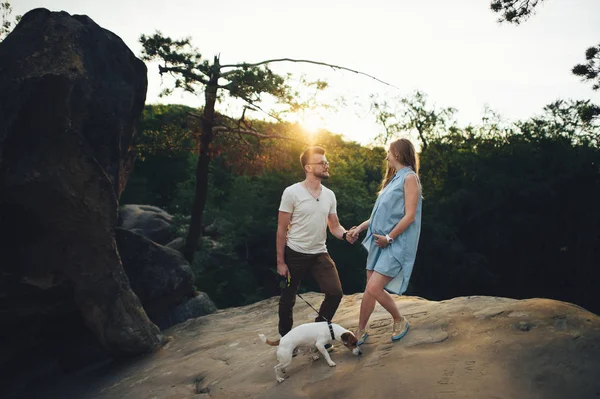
<box><xmin>327</xmin><ymin>320</ymin><xmax>335</xmax><ymax>340</ymax></box>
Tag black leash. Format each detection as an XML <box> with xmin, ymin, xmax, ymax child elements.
<box><xmin>279</xmin><ymin>275</ymin><xmax>335</xmax><ymax>340</ymax></box>
<box><xmin>296</xmin><ymin>292</ymin><xmax>336</xmax><ymax>341</ymax></box>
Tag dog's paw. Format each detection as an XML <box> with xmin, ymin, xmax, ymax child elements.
<box><xmin>328</xmin><ymin>361</ymin><xmax>336</xmax><ymax>367</ymax></box>
<box><xmin>277</xmin><ymin>377</ymin><xmax>285</xmax><ymax>383</ymax></box>
<box><xmin>312</xmin><ymin>354</ymin><xmax>320</xmax><ymax>361</ymax></box>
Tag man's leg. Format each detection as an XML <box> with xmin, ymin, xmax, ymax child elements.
<box><xmin>311</xmin><ymin>253</ymin><xmax>343</xmax><ymax>323</ymax></box>
<box><xmin>278</xmin><ymin>247</ymin><xmax>310</xmax><ymax>337</ymax></box>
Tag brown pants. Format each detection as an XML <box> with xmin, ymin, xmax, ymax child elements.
<box><xmin>278</xmin><ymin>246</ymin><xmax>343</xmax><ymax>336</ymax></box>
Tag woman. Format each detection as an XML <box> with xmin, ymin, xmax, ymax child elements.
<box><xmin>348</xmin><ymin>138</ymin><xmax>422</xmax><ymax>345</ymax></box>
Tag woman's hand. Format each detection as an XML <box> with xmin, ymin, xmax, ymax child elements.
<box><xmin>353</xmin><ymin>220</ymin><xmax>370</xmax><ymax>236</ymax></box>
<box><xmin>373</xmin><ymin>233</ymin><xmax>390</xmax><ymax>248</ymax></box>
<box><xmin>347</xmin><ymin>226</ymin><xmax>359</xmax><ymax>241</ymax></box>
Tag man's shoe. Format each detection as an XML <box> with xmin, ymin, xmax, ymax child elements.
<box><xmin>391</xmin><ymin>317</ymin><xmax>410</xmax><ymax>342</ymax></box>
<box><xmin>324</xmin><ymin>343</ymin><xmax>334</xmax><ymax>353</ymax></box>
<box><xmin>356</xmin><ymin>328</ymin><xmax>369</xmax><ymax>346</ymax></box>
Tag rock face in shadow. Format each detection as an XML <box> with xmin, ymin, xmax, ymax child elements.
<box><xmin>0</xmin><ymin>7</ymin><xmax>162</xmax><ymax>369</ymax></box>
<box><xmin>116</xmin><ymin>227</ymin><xmax>206</xmax><ymax>329</ymax></box>
<box><xmin>115</xmin><ymin>207</ymin><xmax>217</xmax><ymax>328</ymax></box>
<box><xmin>168</xmin><ymin>292</ymin><xmax>217</xmax><ymax>328</ymax></box>
<box><xmin>118</xmin><ymin>205</ymin><xmax>177</xmax><ymax>246</ymax></box>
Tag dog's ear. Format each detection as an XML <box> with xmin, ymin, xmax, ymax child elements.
<box><xmin>341</xmin><ymin>332</ymin><xmax>351</xmax><ymax>345</ymax></box>
<box><xmin>341</xmin><ymin>332</ymin><xmax>357</xmax><ymax>346</ymax></box>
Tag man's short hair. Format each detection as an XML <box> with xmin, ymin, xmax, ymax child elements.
<box><xmin>300</xmin><ymin>146</ymin><xmax>326</xmax><ymax>168</ymax></box>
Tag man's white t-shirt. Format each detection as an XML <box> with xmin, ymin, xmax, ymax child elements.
<box><xmin>279</xmin><ymin>182</ymin><xmax>337</xmax><ymax>254</ymax></box>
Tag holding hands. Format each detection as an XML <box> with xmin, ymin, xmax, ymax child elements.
<box><xmin>344</xmin><ymin>227</ymin><xmax>358</xmax><ymax>244</ymax></box>
<box><xmin>344</xmin><ymin>221</ymin><xmax>393</xmax><ymax>248</ymax></box>
<box><xmin>344</xmin><ymin>225</ymin><xmax>362</xmax><ymax>244</ymax></box>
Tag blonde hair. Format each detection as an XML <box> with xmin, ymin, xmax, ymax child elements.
<box><xmin>379</xmin><ymin>138</ymin><xmax>419</xmax><ymax>193</ymax></box>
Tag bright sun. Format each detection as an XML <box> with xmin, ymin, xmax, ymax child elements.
<box><xmin>300</xmin><ymin>111</ymin><xmax>326</xmax><ymax>134</ymax></box>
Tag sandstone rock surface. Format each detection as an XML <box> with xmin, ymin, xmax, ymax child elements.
<box><xmin>15</xmin><ymin>294</ymin><xmax>600</xmax><ymax>399</ymax></box>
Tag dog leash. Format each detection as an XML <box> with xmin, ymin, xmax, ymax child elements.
<box><xmin>296</xmin><ymin>292</ymin><xmax>336</xmax><ymax>341</ymax></box>
<box><xmin>279</xmin><ymin>275</ymin><xmax>335</xmax><ymax>340</ymax></box>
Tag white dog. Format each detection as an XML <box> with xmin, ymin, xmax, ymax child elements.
<box><xmin>259</xmin><ymin>321</ymin><xmax>361</xmax><ymax>382</ymax></box>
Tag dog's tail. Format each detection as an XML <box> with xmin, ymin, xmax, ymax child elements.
<box><xmin>258</xmin><ymin>334</ymin><xmax>280</xmax><ymax>346</ymax></box>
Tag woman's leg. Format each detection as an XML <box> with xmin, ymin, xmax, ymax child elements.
<box><xmin>376</xmin><ymin>288</ymin><xmax>402</xmax><ymax>322</ymax></box>
<box><xmin>360</xmin><ymin>272</ymin><xmax>403</xmax><ymax>329</ymax></box>
<box><xmin>358</xmin><ymin>270</ymin><xmax>376</xmax><ymax>330</ymax></box>
<box><xmin>359</xmin><ymin>271</ymin><xmax>402</xmax><ymax>329</ymax></box>
<box><xmin>370</xmin><ymin>273</ymin><xmax>402</xmax><ymax>321</ymax></box>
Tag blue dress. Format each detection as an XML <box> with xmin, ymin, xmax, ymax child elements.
<box><xmin>361</xmin><ymin>167</ymin><xmax>422</xmax><ymax>295</ymax></box>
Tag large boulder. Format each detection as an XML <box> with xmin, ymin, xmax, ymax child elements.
<box><xmin>118</xmin><ymin>204</ymin><xmax>177</xmax><ymax>245</ymax></box>
<box><xmin>116</xmin><ymin>228</ymin><xmax>195</xmax><ymax>326</ymax></box>
<box><xmin>115</xmin><ymin>206</ymin><xmax>219</xmax><ymax>327</ymax></box>
<box><xmin>117</xmin><ymin>204</ymin><xmax>229</xmax><ymax>245</ymax></box>
<box><xmin>0</xmin><ymin>8</ymin><xmax>163</xmax><ymax>368</ymax></box>
<box><xmin>115</xmin><ymin>227</ymin><xmax>217</xmax><ymax>329</ymax></box>
<box><xmin>167</xmin><ymin>292</ymin><xmax>217</xmax><ymax>327</ymax></box>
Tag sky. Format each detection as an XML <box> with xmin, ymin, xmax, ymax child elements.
<box><xmin>13</xmin><ymin>0</ymin><xmax>600</xmax><ymax>144</ymax></box>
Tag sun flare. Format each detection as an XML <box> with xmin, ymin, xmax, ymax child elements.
<box><xmin>299</xmin><ymin>111</ymin><xmax>325</xmax><ymax>134</ymax></box>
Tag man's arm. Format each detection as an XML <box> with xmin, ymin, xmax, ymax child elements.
<box><xmin>327</xmin><ymin>213</ymin><xmax>348</xmax><ymax>240</ymax></box>
<box><xmin>328</xmin><ymin>213</ymin><xmax>359</xmax><ymax>244</ymax></box>
<box><xmin>276</xmin><ymin>211</ymin><xmax>292</xmax><ymax>277</ymax></box>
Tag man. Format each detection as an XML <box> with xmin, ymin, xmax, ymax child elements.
<box><xmin>276</xmin><ymin>146</ymin><xmax>356</xmax><ymax>341</ymax></box>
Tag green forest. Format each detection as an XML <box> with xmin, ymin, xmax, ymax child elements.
<box><xmin>121</xmin><ymin>100</ymin><xmax>600</xmax><ymax>314</ymax></box>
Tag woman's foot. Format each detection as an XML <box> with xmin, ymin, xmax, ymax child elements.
<box><xmin>356</xmin><ymin>328</ymin><xmax>369</xmax><ymax>346</ymax></box>
<box><xmin>391</xmin><ymin>317</ymin><xmax>410</xmax><ymax>342</ymax></box>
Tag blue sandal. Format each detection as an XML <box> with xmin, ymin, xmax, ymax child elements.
<box><xmin>356</xmin><ymin>329</ymin><xmax>369</xmax><ymax>346</ymax></box>
<box><xmin>391</xmin><ymin>319</ymin><xmax>410</xmax><ymax>342</ymax></box>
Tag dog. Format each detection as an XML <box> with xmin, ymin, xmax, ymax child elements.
<box><xmin>259</xmin><ymin>321</ymin><xmax>361</xmax><ymax>383</ymax></box>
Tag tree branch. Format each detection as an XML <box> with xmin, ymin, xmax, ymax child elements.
<box><xmin>221</xmin><ymin>58</ymin><xmax>398</xmax><ymax>89</ymax></box>
<box><xmin>187</xmin><ymin>112</ymin><xmax>203</xmax><ymax>120</ymax></box>
<box><xmin>237</xmin><ymin>95</ymin><xmax>286</xmax><ymax>123</ymax></box>
<box><xmin>158</xmin><ymin>65</ymin><xmax>209</xmax><ymax>85</ymax></box>
<box><xmin>491</xmin><ymin>0</ymin><xmax>540</xmax><ymax>24</ymax></box>
<box><xmin>218</xmin><ymin>81</ymin><xmax>235</xmax><ymax>89</ymax></box>
<box><xmin>211</xmin><ymin>126</ymin><xmax>303</xmax><ymax>142</ymax></box>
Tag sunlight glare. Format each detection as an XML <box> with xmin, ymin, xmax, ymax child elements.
<box><xmin>300</xmin><ymin>111</ymin><xmax>325</xmax><ymax>134</ymax></box>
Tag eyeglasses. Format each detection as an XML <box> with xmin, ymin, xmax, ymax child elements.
<box><xmin>306</xmin><ymin>161</ymin><xmax>330</xmax><ymax>167</ymax></box>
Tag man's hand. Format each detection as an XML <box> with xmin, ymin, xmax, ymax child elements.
<box><xmin>277</xmin><ymin>263</ymin><xmax>291</xmax><ymax>278</ymax></box>
<box><xmin>346</xmin><ymin>226</ymin><xmax>360</xmax><ymax>243</ymax></box>
<box><xmin>345</xmin><ymin>228</ymin><xmax>358</xmax><ymax>244</ymax></box>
